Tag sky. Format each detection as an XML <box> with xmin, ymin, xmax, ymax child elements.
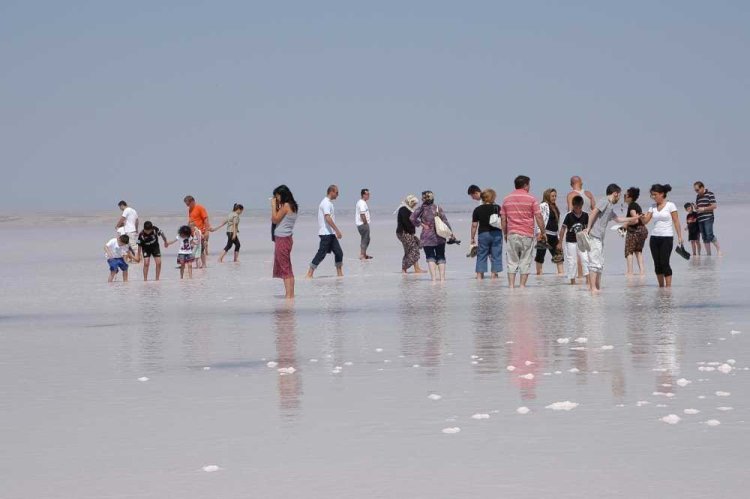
<box><xmin>1</xmin><ymin>1</ymin><xmax>748</xmax><ymax>212</ymax></box>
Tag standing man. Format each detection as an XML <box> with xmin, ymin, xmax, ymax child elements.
<box><xmin>184</xmin><ymin>195</ymin><xmax>210</xmax><ymax>268</ymax></box>
<box><xmin>566</xmin><ymin>176</ymin><xmax>596</xmax><ymax>212</ymax></box>
<box><xmin>307</xmin><ymin>185</ymin><xmax>344</xmax><ymax>278</ymax></box>
<box><xmin>467</xmin><ymin>185</ymin><xmax>482</xmax><ymax>202</ymax></box>
<box><xmin>116</xmin><ymin>200</ymin><xmax>139</xmax><ymax>255</ymax></box>
<box><xmin>583</xmin><ymin>184</ymin><xmax>638</xmax><ymax>293</ymax></box>
<box><xmin>694</xmin><ymin>181</ymin><xmax>722</xmax><ymax>256</ymax></box>
<box><xmin>501</xmin><ymin>175</ymin><xmax>547</xmax><ymax>288</ymax></box>
<box><xmin>355</xmin><ymin>188</ymin><xmax>372</xmax><ymax>260</ymax></box>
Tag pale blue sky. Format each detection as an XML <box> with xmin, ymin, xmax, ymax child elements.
<box><xmin>1</xmin><ymin>1</ymin><xmax>748</xmax><ymax>211</ymax></box>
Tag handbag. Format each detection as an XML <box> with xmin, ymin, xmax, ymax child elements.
<box><xmin>489</xmin><ymin>205</ymin><xmax>501</xmax><ymax>229</ymax></box>
<box><xmin>433</xmin><ymin>206</ymin><xmax>453</xmax><ymax>239</ymax></box>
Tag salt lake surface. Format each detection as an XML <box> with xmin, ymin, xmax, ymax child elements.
<box><xmin>0</xmin><ymin>206</ymin><xmax>748</xmax><ymax>498</ymax></box>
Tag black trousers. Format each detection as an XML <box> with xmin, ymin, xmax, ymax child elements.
<box><xmin>224</xmin><ymin>233</ymin><xmax>241</xmax><ymax>252</ymax></box>
<box><xmin>649</xmin><ymin>236</ymin><xmax>673</xmax><ymax>276</ymax></box>
<box><xmin>311</xmin><ymin>235</ymin><xmax>344</xmax><ymax>268</ymax></box>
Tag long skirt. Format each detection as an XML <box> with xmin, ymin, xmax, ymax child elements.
<box><xmin>397</xmin><ymin>232</ymin><xmax>421</xmax><ymax>269</ymax></box>
<box><xmin>625</xmin><ymin>225</ymin><xmax>648</xmax><ymax>257</ymax></box>
<box><xmin>273</xmin><ymin>236</ymin><xmax>294</xmax><ymax>278</ymax></box>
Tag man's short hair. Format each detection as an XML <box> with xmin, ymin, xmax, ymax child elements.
<box><xmin>183</xmin><ymin>195</ymin><xmax>195</xmax><ymax>203</ymax></box>
<box><xmin>572</xmin><ymin>195</ymin><xmax>584</xmax><ymax>207</ymax></box>
<box><xmin>327</xmin><ymin>185</ymin><xmax>338</xmax><ymax>194</ymax></box>
<box><xmin>118</xmin><ymin>234</ymin><xmax>130</xmax><ymax>244</ymax></box>
<box><xmin>606</xmin><ymin>183</ymin><xmax>622</xmax><ymax>195</ymax></box>
<box><xmin>118</xmin><ymin>200</ymin><xmax>127</xmax><ymax>207</ymax></box>
<box><xmin>467</xmin><ymin>184</ymin><xmax>481</xmax><ymax>196</ymax></box>
<box><xmin>693</xmin><ymin>181</ymin><xmax>705</xmax><ymax>189</ymax></box>
<box><xmin>143</xmin><ymin>221</ymin><xmax>154</xmax><ymax>230</ymax></box>
<box><xmin>514</xmin><ymin>175</ymin><xmax>530</xmax><ymax>189</ymax></box>
<box><xmin>361</xmin><ymin>188</ymin><xmax>369</xmax><ymax>197</ymax></box>
<box><xmin>570</xmin><ymin>176</ymin><xmax>581</xmax><ymax>187</ymax></box>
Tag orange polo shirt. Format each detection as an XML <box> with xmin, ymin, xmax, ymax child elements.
<box><xmin>189</xmin><ymin>204</ymin><xmax>209</xmax><ymax>232</ymax></box>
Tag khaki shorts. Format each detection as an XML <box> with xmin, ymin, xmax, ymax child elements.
<box><xmin>588</xmin><ymin>236</ymin><xmax>605</xmax><ymax>273</ymax></box>
<box><xmin>506</xmin><ymin>233</ymin><xmax>534</xmax><ymax>274</ymax></box>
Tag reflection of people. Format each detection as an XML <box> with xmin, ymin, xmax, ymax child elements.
<box><xmin>307</xmin><ymin>185</ymin><xmax>344</xmax><ymax>278</ymax></box>
<box><xmin>274</xmin><ymin>305</ymin><xmax>301</xmax><ymax>414</ymax></box>
<box><xmin>272</xmin><ymin>186</ymin><xmax>299</xmax><ymax>299</ymax></box>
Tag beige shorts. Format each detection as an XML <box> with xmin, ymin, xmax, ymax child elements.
<box><xmin>506</xmin><ymin>233</ymin><xmax>534</xmax><ymax>274</ymax></box>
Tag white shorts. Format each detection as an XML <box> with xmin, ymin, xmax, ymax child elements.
<box><xmin>506</xmin><ymin>233</ymin><xmax>534</xmax><ymax>274</ymax></box>
<box><xmin>588</xmin><ymin>236</ymin><xmax>605</xmax><ymax>273</ymax></box>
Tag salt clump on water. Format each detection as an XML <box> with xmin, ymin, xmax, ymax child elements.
<box><xmin>726</xmin><ymin>359</ymin><xmax>736</xmax><ymax>365</ymax></box>
<box><xmin>524</xmin><ymin>360</ymin><xmax>534</xmax><ymax>366</ymax></box>
<box><xmin>660</xmin><ymin>414</ymin><xmax>681</xmax><ymax>424</ymax></box>
<box><xmin>568</xmin><ymin>368</ymin><xmax>580</xmax><ymax>373</ymax></box>
<box><xmin>683</xmin><ymin>409</ymin><xmax>700</xmax><ymax>415</ymax></box>
<box><xmin>137</xmin><ymin>377</ymin><xmax>149</xmax><ymax>382</ymax></box>
<box><xmin>600</xmin><ymin>345</ymin><xmax>614</xmax><ymax>350</ymax></box>
<box><xmin>266</xmin><ymin>361</ymin><xmax>278</xmax><ymax>368</ymax></box>
<box><xmin>442</xmin><ymin>427</ymin><xmax>461</xmax><ymax>434</ymax></box>
<box><xmin>705</xmin><ymin>420</ymin><xmax>721</xmax><ymax>427</ymax></box>
<box><xmin>471</xmin><ymin>413</ymin><xmax>490</xmax><ymax>420</ymax></box>
<box><xmin>717</xmin><ymin>407</ymin><xmax>733</xmax><ymax>411</ymax></box>
<box><xmin>309</xmin><ymin>359</ymin><xmax>318</xmax><ymax>363</ymax></box>
<box><xmin>556</xmin><ymin>338</ymin><xmax>570</xmax><ymax>344</ymax></box>
<box><xmin>202</xmin><ymin>367</ymin><xmax>210</xmax><ymax>371</ymax></box>
<box><xmin>375</xmin><ymin>348</ymin><xmax>383</xmax><ymax>352</ymax></box>
<box><xmin>506</xmin><ymin>366</ymin><xmax>516</xmax><ymax>372</ymax></box>
<box><xmin>676</xmin><ymin>378</ymin><xmax>691</xmax><ymax>387</ymax></box>
<box><xmin>545</xmin><ymin>401</ymin><xmax>579</xmax><ymax>411</ymax></box>
<box><xmin>516</xmin><ymin>407</ymin><xmax>530</xmax><ymax>415</ymax></box>
<box><xmin>636</xmin><ymin>401</ymin><xmax>650</xmax><ymax>407</ymax></box>
<box><xmin>718</xmin><ymin>364</ymin><xmax>732</xmax><ymax>374</ymax></box>
<box><xmin>427</xmin><ymin>394</ymin><xmax>442</xmax><ymax>401</ymax></box>
<box><xmin>344</xmin><ymin>361</ymin><xmax>353</xmax><ymax>366</ymax></box>
<box><xmin>729</xmin><ymin>330</ymin><xmax>741</xmax><ymax>335</ymax></box>
<box><xmin>202</xmin><ymin>465</ymin><xmax>220</xmax><ymax>472</ymax></box>
<box><xmin>277</xmin><ymin>367</ymin><xmax>296</xmax><ymax>375</ymax></box>
<box><xmin>519</xmin><ymin>373</ymin><xmax>534</xmax><ymax>380</ymax></box>
<box><xmin>574</xmin><ymin>337</ymin><xmax>588</xmax><ymax>344</ymax></box>
<box><xmin>716</xmin><ymin>391</ymin><xmax>731</xmax><ymax>397</ymax></box>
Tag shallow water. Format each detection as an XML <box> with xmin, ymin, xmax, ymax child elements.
<box><xmin>0</xmin><ymin>208</ymin><xmax>747</xmax><ymax>498</ymax></box>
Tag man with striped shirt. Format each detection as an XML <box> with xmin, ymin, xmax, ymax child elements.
<box><xmin>694</xmin><ymin>181</ymin><xmax>722</xmax><ymax>256</ymax></box>
<box><xmin>501</xmin><ymin>175</ymin><xmax>547</xmax><ymax>288</ymax></box>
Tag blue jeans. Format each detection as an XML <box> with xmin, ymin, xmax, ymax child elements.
<box><xmin>423</xmin><ymin>244</ymin><xmax>446</xmax><ymax>264</ymax></box>
<box><xmin>476</xmin><ymin>230</ymin><xmax>503</xmax><ymax>273</ymax></box>
<box><xmin>698</xmin><ymin>219</ymin><xmax>716</xmax><ymax>243</ymax></box>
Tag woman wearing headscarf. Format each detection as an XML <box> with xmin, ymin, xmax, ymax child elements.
<box><xmin>395</xmin><ymin>194</ymin><xmax>425</xmax><ymax>274</ymax></box>
<box><xmin>410</xmin><ymin>191</ymin><xmax>452</xmax><ymax>281</ymax></box>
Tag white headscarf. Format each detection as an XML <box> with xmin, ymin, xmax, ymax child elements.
<box><xmin>394</xmin><ymin>194</ymin><xmax>419</xmax><ymax>214</ymax></box>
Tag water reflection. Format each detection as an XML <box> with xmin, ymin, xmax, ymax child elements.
<box><xmin>138</xmin><ymin>284</ymin><xmax>165</xmax><ymax>372</ymax></box>
<box><xmin>471</xmin><ymin>285</ymin><xmax>507</xmax><ymax>374</ymax></box>
<box><xmin>398</xmin><ymin>280</ymin><xmax>445</xmax><ymax>375</ymax></box>
<box><xmin>505</xmin><ymin>295</ymin><xmax>539</xmax><ymax>400</ymax></box>
<box><xmin>274</xmin><ymin>304</ymin><xmax>301</xmax><ymax>417</ymax></box>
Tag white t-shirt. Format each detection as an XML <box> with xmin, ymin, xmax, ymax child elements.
<box><xmin>105</xmin><ymin>238</ymin><xmax>126</xmax><ymax>259</ymax></box>
<box><xmin>318</xmin><ymin>197</ymin><xmax>336</xmax><ymax>235</ymax></box>
<box><xmin>121</xmin><ymin>207</ymin><xmax>138</xmax><ymax>233</ymax></box>
<box><xmin>649</xmin><ymin>201</ymin><xmax>677</xmax><ymax>237</ymax></box>
<box><xmin>176</xmin><ymin>235</ymin><xmax>194</xmax><ymax>255</ymax></box>
<box><xmin>355</xmin><ymin>199</ymin><xmax>370</xmax><ymax>226</ymax></box>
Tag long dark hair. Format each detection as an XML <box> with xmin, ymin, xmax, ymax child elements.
<box><xmin>275</xmin><ymin>185</ymin><xmax>298</xmax><ymax>213</ymax></box>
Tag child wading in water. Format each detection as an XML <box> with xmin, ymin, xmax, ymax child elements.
<box><xmin>684</xmin><ymin>203</ymin><xmax>701</xmax><ymax>256</ymax></box>
<box><xmin>211</xmin><ymin>203</ymin><xmax>244</xmax><ymax>263</ymax></box>
<box><xmin>105</xmin><ymin>234</ymin><xmax>138</xmax><ymax>282</ymax></box>
<box><xmin>166</xmin><ymin>225</ymin><xmax>196</xmax><ymax>279</ymax></box>
<box><xmin>188</xmin><ymin>221</ymin><xmax>204</xmax><ymax>268</ymax></box>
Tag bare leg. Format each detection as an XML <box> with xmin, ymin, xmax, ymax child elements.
<box><xmin>476</xmin><ymin>272</ymin><xmax>484</xmax><ymax>280</ymax></box>
<box><xmin>520</xmin><ymin>273</ymin><xmax>530</xmax><ymax>287</ymax></box>
<box><xmin>122</xmin><ymin>270</ymin><xmax>129</xmax><ymax>282</ymax></box>
<box><xmin>535</xmin><ymin>262</ymin><xmax>543</xmax><ymax>275</ymax></box>
<box><xmin>413</xmin><ymin>263</ymin><xmax>426</xmax><ymax>273</ymax></box>
<box><xmin>555</xmin><ymin>262</ymin><xmax>564</xmax><ymax>275</ymax></box>
<box><xmin>704</xmin><ymin>242</ymin><xmax>711</xmax><ymax>256</ymax></box>
<box><xmin>589</xmin><ymin>272</ymin><xmax>601</xmax><ymax>293</ymax></box>
<box><xmin>108</xmin><ymin>271</ymin><xmax>117</xmax><ymax>283</ymax></box>
<box><xmin>713</xmin><ymin>240</ymin><xmax>722</xmax><ymax>256</ymax></box>
<box><xmin>665</xmin><ymin>275</ymin><xmax>672</xmax><ymax>287</ymax></box>
<box><xmin>234</xmin><ymin>251</ymin><xmax>239</xmax><ymax>262</ymax></box>
<box><xmin>491</xmin><ymin>272</ymin><xmax>498</xmax><ymax>280</ymax></box>
<box><xmin>179</xmin><ymin>263</ymin><xmax>185</xmax><ymax>279</ymax></box>
<box><xmin>218</xmin><ymin>251</ymin><xmax>227</xmax><ymax>263</ymax></box>
<box><xmin>507</xmin><ymin>273</ymin><xmax>516</xmax><ymax>289</ymax></box>
<box><xmin>143</xmin><ymin>258</ymin><xmax>150</xmax><ymax>281</ymax></box>
<box><xmin>427</xmin><ymin>261</ymin><xmax>437</xmax><ymax>281</ymax></box>
<box><xmin>336</xmin><ymin>266</ymin><xmax>344</xmax><ymax>277</ymax></box>
<box><xmin>154</xmin><ymin>257</ymin><xmax>162</xmax><ymax>281</ymax></box>
<box><xmin>577</xmin><ymin>256</ymin><xmax>583</xmax><ymax>278</ymax></box>
<box><xmin>656</xmin><ymin>274</ymin><xmax>665</xmax><ymax>287</ymax></box>
<box><xmin>438</xmin><ymin>263</ymin><xmax>446</xmax><ymax>281</ymax></box>
<box><xmin>625</xmin><ymin>254</ymin><xmax>633</xmax><ymax>275</ymax></box>
<box><xmin>284</xmin><ymin>277</ymin><xmax>295</xmax><ymax>298</ymax></box>
<box><xmin>636</xmin><ymin>252</ymin><xmax>645</xmax><ymax>275</ymax></box>
<box><xmin>306</xmin><ymin>267</ymin><xmax>315</xmax><ymax>279</ymax></box>
<box><xmin>187</xmin><ymin>262</ymin><xmax>193</xmax><ymax>279</ymax></box>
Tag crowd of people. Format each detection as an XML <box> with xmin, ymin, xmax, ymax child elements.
<box><xmin>103</xmin><ymin>177</ymin><xmax>722</xmax><ymax>296</ymax></box>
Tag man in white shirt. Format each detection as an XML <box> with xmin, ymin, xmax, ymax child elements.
<box><xmin>116</xmin><ymin>200</ymin><xmax>139</xmax><ymax>255</ymax></box>
<box><xmin>355</xmin><ymin>188</ymin><xmax>372</xmax><ymax>260</ymax></box>
<box><xmin>307</xmin><ymin>185</ymin><xmax>344</xmax><ymax>278</ymax></box>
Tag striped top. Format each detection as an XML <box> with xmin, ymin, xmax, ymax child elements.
<box><xmin>501</xmin><ymin>189</ymin><xmax>541</xmax><ymax>238</ymax></box>
<box><xmin>695</xmin><ymin>190</ymin><xmax>717</xmax><ymax>222</ymax></box>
